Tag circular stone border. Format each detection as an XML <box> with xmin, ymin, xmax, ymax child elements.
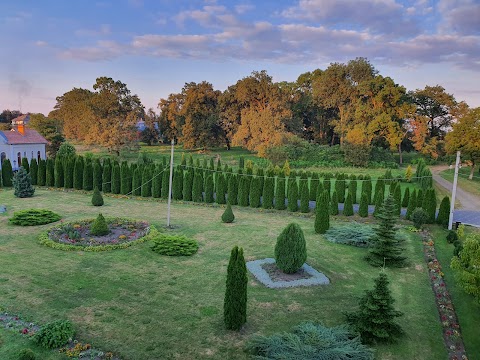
<box><xmin>246</xmin><ymin>258</ymin><xmax>330</xmax><ymax>288</ymax></box>
<box><xmin>39</xmin><ymin>218</ymin><xmax>159</xmax><ymax>252</ymax></box>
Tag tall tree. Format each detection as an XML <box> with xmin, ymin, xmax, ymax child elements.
<box><xmin>29</xmin><ymin>113</ymin><xmax>65</xmax><ymax>158</ymax></box>
<box><xmin>224</xmin><ymin>246</ymin><xmax>248</xmax><ymax>331</ymax></box>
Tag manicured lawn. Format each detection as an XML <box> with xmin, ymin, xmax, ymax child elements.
<box><xmin>431</xmin><ymin>226</ymin><xmax>480</xmax><ymax>360</ymax></box>
<box><xmin>441</xmin><ymin>167</ymin><xmax>480</xmax><ymax>198</ymax></box>
<box><xmin>0</xmin><ymin>188</ymin><xmax>447</xmax><ymax>359</ymax></box>
<box><xmin>0</xmin><ymin>327</ymin><xmax>64</xmax><ymax>360</ymax></box>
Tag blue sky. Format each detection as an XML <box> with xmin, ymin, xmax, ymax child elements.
<box><xmin>1</xmin><ymin>0</ymin><xmax>479</xmax><ymax>115</ymax></box>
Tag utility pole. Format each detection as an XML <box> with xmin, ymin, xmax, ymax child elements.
<box><xmin>167</xmin><ymin>138</ymin><xmax>174</xmax><ymax>227</ymax></box>
<box><xmin>448</xmin><ymin>151</ymin><xmax>461</xmax><ymax>230</ymax></box>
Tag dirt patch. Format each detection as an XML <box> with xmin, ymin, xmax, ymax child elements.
<box><xmin>261</xmin><ymin>263</ymin><xmax>313</xmax><ymax>282</ymax></box>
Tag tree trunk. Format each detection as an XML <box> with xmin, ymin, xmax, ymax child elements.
<box><xmin>469</xmin><ymin>162</ymin><xmax>475</xmax><ymax>180</ymax></box>
<box><xmin>398</xmin><ymin>143</ymin><xmax>403</xmax><ymax>165</ymax></box>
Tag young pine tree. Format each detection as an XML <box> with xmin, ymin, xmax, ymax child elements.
<box><xmin>315</xmin><ymin>190</ymin><xmax>330</xmax><ymax>234</ymax></box>
<box><xmin>343</xmin><ymin>192</ymin><xmax>354</xmax><ymax>216</ymax></box>
<box><xmin>335</xmin><ymin>174</ymin><xmax>346</xmax><ymax>203</ymax></box>
<box><xmin>73</xmin><ymin>156</ymin><xmax>83</xmax><ymax>189</ymax></box>
<box><xmin>393</xmin><ymin>185</ymin><xmax>402</xmax><ymax>216</ymax></box>
<box><xmin>91</xmin><ymin>186</ymin><xmax>104</xmax><ymax>206</ymax></box>
<box><xmin>405</xmin><ymin>190</ymin><xmax>417</xmax><ymax>220</ymax></box>
<box><xmin>362</xmin><ymin>176</ymin><xmax>373</xmax><ymax>204</ymax></box>
<box><xmin>373</xmin><ymin>188</ymin><xmax>385</xmax><ymax>217</ymax></box>
<box><xmin>330</xmin><ymin>190</ymin><xmax>339</xmax><ymax>215</ymax></box>
<box><xmin>222</xmin><ymin>203</ymin><xmax>235</xmax><ymax>223</ymax></box>
<box><xmin>300</xmin><ymin>180</ymin><xmax>310</xmax><ymax>213</ymax></box>
<box><xmin>436</xmin><ymin>196</ymin><xmax>450</xmax><ymax>227</ymax></box>
<box><xmin>366</xmin><ymin>195</ymin><xmax>407</xmax><ymax>268</ymax></box>
<box><xmin>90</xmin><ymin>213</ymin><xmax>109</xmax><ymax>236</ymax></box>
<box><xmin>181</xmin><ymin>170</ymin><xmax>192</xmax><ymax>201</ymax></box>
<box><xmin>349</xmin><ymin>179</ymin><xmax>357</xmax><ymax>204</ymax></box>
<box><xmin>13</xmin><ymin>166</ymin><xmax>35</xmax><ymax>198</ymax></box>
<box><xmin>323</xmin><ymin>178</ymin><xmax>331</xmax><ymax>197</ymax></box>
<box><xmin>275</xmin><ymin>223</ymin><xmax>307</xmax><ymax>274</ymax></box>
<box><xmin>416</xmin><ymin>189</ymin><xmax>424</xmax><ymax>208</ymax></box>
<box><xmin>120</xmin><ymin>162</ymin><xmax>131</xmax><ymax>195</ymax></box>
<box><xmin>358</xmin><ymin>192</ymin><xmax>369</xmax><ymax>217</ymax></box>
<box><xmin>345</xmin><ymin>272</ymin><xmax>403</xmax><ymax>344</ymax></box>
<box><xmin>224</xmin><ymin>246</ymin><xmax>247</xmax><ymax>331</ymax></box>
<box><xmin>141</xmin><ymin>166</ymin><xmax>152</xmax><ymax>197</ymax></box>
<box><xmin>54</xmin><ymin>156</ymin><xmax>64</xmax><ymax>188</ymax></box>
<box><xmin>238</xmin><ymin>176</ymin><xmax>250</xmax><ymax>207</ymax></box>
<box><xmin>275</xmin><ymin>178</ymin><xmax>286</xmax><ymax>210</ymax></box>
<box><xmin>287</xmin><ymin>180</ymin><xmax>298</xmax><ymax>212</ymax></box>
<box><xmin>30</xmin><ymin>158</ymin><xmax>38</xmax><ymax>186</ymax></box>
<box><xmin>374</xmin><ymin>178</ymin><xmax>385</xmax><ymax>201</ymax></box>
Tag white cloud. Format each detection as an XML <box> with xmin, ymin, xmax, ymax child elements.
<box><xmin>235</xmin><ymin>4</ymin><xmax>254</xmax><ymax>14</ymax></box>
<box><xmin>75</xmin><ymin>24</ymin><xmax>111</xmax><ymax>37</ymax></box>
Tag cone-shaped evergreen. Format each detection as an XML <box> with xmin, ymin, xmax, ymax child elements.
<box><xmin>150</xmin><ymin>166</ymin><xmax>160</xmax><ymax>198</ymax></box>
<box><xmin>82</xmin><ymin>159</ymin><xmax>93</xmax><ymax>190</ymax></box>
<box><xmin>374</xmin><ymin>178</ymin><xmax>385</xmax><ymax>201</ymax></box>
<box><xmin>1</xmin><ymin>159</ymin><xmax>13</xmax><ymax>187</ymax></box>
<box><xmin>416</xmin><ymin>189</ymin><xmax>423</xmax><ymax>208</ymax></box>
<box><xmin>111</xmin><ymin>164</ymin><xmax>121</xmax><ymax>194</ymax></box>
<box><xmin>238</xmin><ymin>176</ymin><xmax>249</xmax><ymax>207</ymax></box>
<box><xmin>64</xmin><ymin>158</ymin><xmax>74</xmax><ymax>189</ymax></box>
<box><xmin>335</xmin><ymin>174</ymin><xmax>346</xmax><ymax>203</ymax></box>
<box><xmin>275</xmin><ymin>178</ymin><xmax>286</xmax><ymax>210</ymax></box>
<box><xmin>227</xmin><ymin>175</ymin><xmax>238</xmax><ymax>205</ymax></box>
<box><xmin>323</xmin><ymin>178</ymin><xmax>331</xmax><ymax>196</ymax></box>
<box><xmin>204</xmin><ymin>174</ymin><xmax>214</xmax><ymax>203</ymax></box>
<box><xmin>131</xmin><ymin>166</ymin><xmax>141</xmax><ymax>196</ymax></box>
<box><xmin>373</xmin><ymin>188</ymin><xmax>385</xmax><ymax>217</ymax></box>
<box><xmin>45</xmin><ymin>158</ymin><xmax>54</xmax><ymax>186</ymax></box>
<box><xmin>389</xmin><ymin>181</ymin><xmax>397</xmax><ymax>196</ymax></box>
<box><xmin>436</xmin><ymin>196</ymin><xmax>450</xmax><ymax>227</ymax></box>
<box><xmin>120</xmin><ymin>162</ymin><xmax>131</xmax><ymax>195</ymax></box>
<box><xmin>192</xmin><ymin>171</ymin><xmax>204</xmax><ymax>202</ymax></box>
<box><xmin>93</xmin><ymin>160</ymin><xmax>102</xmax><ymax>191</ymax></box>
<box><xmin>249</xmin><ymin>176</ymin><xmax>261</xmax><ymax>208</ymax></box>
<box><xmin>141</xmin><ymin>166</ymin><xmax>153</xmax><ymax>197</ymax></box>
<box><xmin>102</xmin><ymin>163</ymin><xmax>111</xmax><ymax>193</ymax></box>
<box><xmin>423</xmin><ymin>188</ymin><xmax>437</xmax><ymax>223</ymax></box>
<box><xmin>315</xmin><ymin>190</ymin><xmax>330</xmax><ymax>234</ymax></box>
<box><xmin>222</xmin><ymin>203</ymin><xmax>235</xmax><ymax>223</ymax></box>
<box><xmin>38</xmin><ymin>159</ymin><xmax>47</xmax><ymax>186</ymax></box>
<box><xmin>345</xmin><ymin>272</ymin><xmax>404</xmax><ymax>344</ymax></box>
<box><xmin>13</xmin><ymin>166</ymin><xmax>35</xmax><ymax>198</ymax></box>
<box><xmin>300</xmin><ymin>181</ymin><xmax>310</xmax><ymax>213</ymax></box>
<box><xmin>217</xmin><ymin>173</ymin><xmax>227</xmax><ymax>204</ymax></box>
<box><xmin>287</xmin><ymin>180</ymin><xmax>298</xmax><ymax>212</ymax></box>
<box><xmin>171</xmin><ymin>168</ymin><xmax>182</xmax><ymax>200</ymax></box>
<box><xmin>262</xmin><ymin>176</ymin><xmax>274</xmax><ymax>209</ymax></box>
<box><xmin>91</xmin><ymin>186</ymin><xmax>104</xmax><ymax>206</ymax></box>
<box><xmin>343</xmin><ymin>192</ymin><xmax>354</xmax><ymax>216</ymax></box>
<box><xmin>90</xmin><ymin>213</ymin><xmax>109</xmax><ymax>236</ymax></box>
<box><xmin>181</xmin><ymin>170</ymin><xmax>192</xmax><ymax>201</ymax></box>
<box><xmin>54</xmin><ymin>156</ymin><xmax>64</xmax><ymax>188</ymax></box>
<box><xmin>405</xmin><ymin>190</ymin><xmax>416</xmax><ymax>220</ymax></box>
<box><xmin>362</xmin><ymin>177</ymin><xmax>373</xmax><ymax>204</ymax></box>
<box><xmin>330</xmin><ymin>190</ymin><xmax>339</xmax><ymax>215</ymax></box>
<box><xmin>0</xmin><ymin>168</ymin><xmax>2</xmax><ymax>188</ymax></box>
<box><xmin>161</xmin><ymin>167</ymin><xmax>170</xmax><ymax>199</ymax></box>
<box><xmin>72</xmin><ymin>155</ymin><xmax>83</xmax><ymax>190</ymax></box>
<box><xmin>29</xmin><ymin>158</ymin><xmax>38</xmax><ymax>186</ymax></box>
<box><xmin>359</xmin><ymin>192</ymin><xmax>369</xmax><ymax>217</ymax></box>
<box><xmin>366</xmin><ymin>195</ymin><xmax>407</xmax><ymax>268</ymax></box>
<box><xmin>275</xmin><ymin>223</ymin><xmax>307</xmax><ymax>274</ymax></box>
<box><xmin>224</xmin><ymin>246</ymin><xmax>247</xmax><ymax>331</ymax></box>
<box><xmin>393</xmin><ymin>185</ymin><xmax>402</xmax><ymax>216</ymax></box>
<box><xmin>349</xmin><ymin>179</ymin><xmax>357</xmax><ymax>204</ymax></box>
<box><xmin>309</xmin><ymin>174</ymin><xmax>319</xmax><ymax>201</ymax></box>
<box><xmin>20</xmin><ymin>158</ymin><xmax>29</xmax><ymax>173</ymax></box>
<box><xmin>401</xmin><ymin>187</ymin><xmax>410</xmax><ymax>208</ymax></box>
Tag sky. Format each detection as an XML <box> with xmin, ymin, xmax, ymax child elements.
<box><xmin>1</xmin><ymin>0</ymin><xmax>479</xmax><ymax>115</ymax></box>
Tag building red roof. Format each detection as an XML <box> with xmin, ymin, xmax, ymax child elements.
<box><xmin>1</xmin><ymin>127</ymin><xmax>48</xmax><ymax>144</ymax></box>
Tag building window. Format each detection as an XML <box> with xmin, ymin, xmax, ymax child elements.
<box><xmin>37</xmin><ymin>151</ymin><xmax>41</xmax><ymax>162</ymax></box>
<box><xmin>0</xmin><ymin>152</ymin><xmax>6</xmax><ymax>165</ymax></box>
<box><xmin>17</xmin><ymin>152</ymin><xmax>21</xmax><ymax>166</ymax></box>
<box><xmin>31</xmin><ymin>151</ymin><xmax>34</xmax><ymax>159</ymax></box>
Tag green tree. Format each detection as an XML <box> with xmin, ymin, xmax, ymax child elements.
<box><xmin>153</xmin><ymin>166</ymin><xmax>164</xmax><ymax>199</ymax></box>
<box><xmin>102</xmin><ymin>163</ymin><xmax>111</xmax><ymax>193</ymax></box>
<box><xmin>275</xmin><ymin>223</ymin><xmax>307</xmax><ymax>273</ymax></box>
<box><xmin>63</xmin><ymin>157</ymin><xmax>74</xmax><ymax>189</ymax></box>
<box><xmin>393</xmin><ymin>185</ymin><xmax>402</xmax><ymax>216</ymax></box>
<box><xmin>416</xmin><ymin>189</ymin><xmax>424</xmax><ymax>208</ymax></box>
<box><xmin>161</xmin><ymin>167</ymin><xmax>170</xmax><ymax>199</ymax></box>
<box><xmin>349</xmin><ymin>178</ymin><xmax>357</xmax><ymax>204</ymax></box>
<box><xmin>346</xmin><ymin>272</ymin><xmax>404</xmax><ymax>344</ymax></box>
<box><xmin>335</xmin><ymin>174</ymin><xmax>346</xmax><ymax>203</ymax></box>
<box><xmin>56</xmin><ymin>142</ymin><xmax>76</xmax><ymax>160</ymax></box>
<box><xmin>120</xmin><ymin>162</ymin><xmax>131</xmax><ymax>195</ymax></box>
<box><xmin>37</xmin><ymin>159</ymin><xmax>46</xmax><ymax>186</ymax></box>
<box><xmin>451</xmin><ymin>234</ymin><xmax>480</xmax><ymax>303</ymax></box>
<box><xmin>141</xmin><ymin>166</ymin><xmax>153</xmax><ymax>197</ymax></box>
<box><xmin>224</xmin><ymin>246</ymin><xmax>247</xmax><ymax>330</ymax></box>
<box><xmin>45</xmin><ymin>158</ymin><xmax>55</xmax><ymax>187</ymax></box>
<box><xmin>30</xmin><ymin>158</ymin><xmax>38</xmax><ymax>186</ymax></box>
<box><xmin>205</xmin><ymin>174</ymin><xmax>214</xmax><ymax>203</ymax></box>
<box><xmin>315</xmin><ymin>190</ymin><xmax>330</xmax><ymax>234</ymax></box>
<box><xmin>82</xmin><ymin>159</ymin><xmax>93</xmax><ymax>191</ymax></box>
<box><xmin>309</xmin><ymin>174</ymin><xmax>319</xmax><ymax>201</ymax></box>
<box><xmin>227</xmin><ymin>174</ymin><xmax>237</xmax><ymax>205</ymax></box>
<box><xmin>287</xmin><ymin>180</ymin><xmax>298</xmax><ymax>212</ymax></box>
<box><xmin>366</xmin><ymin>195</ymin><xmax>407</xmax><ymax>267</ymax></box>
<box><xmin>192</xmin><ymin>171</ymin><xmax>203</xmax><ymax>202</ymax></box>
<box><xmin>90</xmin><ymin>213</ymin><xmax>109</xmax><ymax>236</ymax></box>
<box><xmin>401</xmin><ymin>187</ymin><xmax>410</xmax><ymax>208</ymax></box>
<box><xmin>262</xmin><ymin>176</ymin><xmax>274</xmax><ymax>209</ymax></box>
<box><xmin>222</xmin><ymin>203</ymin><xmax>235</xmax><ymax>223</ymax></box>
<box><xmin>330</xmin><ymin>190</ymin><xmax>339</xmax><ymax>215</ymax></box>
<box><xmin>436</xmin><ymin>196</ymin><xmax>450</xmax><ymax>227</ymax></box>
<box><xmin>182</xmin><ymin>170</ymin><xmax>193</xmax><ymax>201</ymax></box>
<box><xmin>111</xmin><ymin>164</ymin><xmax>121</xmax><ymax>194</ymax></box>
<box><xmin>249</xmin><ymin>176</ymin><xmax>261</xmax><ymax>208</ymax></box>
<box><xmin>323</xmin><ymin>178</ymin><xmax>331</xmax><ymax>197</ymax></box>
<box><xmin>373</xmin><ymin>188</ymin><xmax>385</xmax><ymax>217</ymax></box>
<box><xmin>238</xmin><ymin>176</ymin><xmax>249</xmax><ymax>207</ymax></box>
<box><xmin>91</xmin><ymin>186</ymin><xmax>104</xmax><ymax>206</ymax></box>
<box><xmin>54</xmin><ymin>156</ymin><xmax>64</xmax><ymax>188</ymax></box>
<box><xmin>343</xmin><ymin>192</ymin><xmax>354</xmax><ymax>216</ymax></box>
<box><xmin>93</xmin><ymin>160</ymin><xmax>102</xmax><ymax>191</ymax></box>
<box><xmin>405</xmin><ymin>190</ymin><xmax>417</xmax><ymax>220</ymax></box>
<box><xmin>21</xmin><ymin>157</ymin><xmax>30</xmax><ymax>173</ymax></box>
<box><xmin>275</xmin><ymin>178</ymin><xmax>286</xmax><ymax>210</ymax></box>
<box><xmin>28</xmin><ymin>113</ymin><xmax>65</xmax><ymax>158</ymax></box>
<box><xmin>359</xmin><ymin>192</ymin><xmax>369</xmax><ymax>217</ymax></box>
<box><xmin>362</xmin><ymin>177</ymin><xmax>373</xmax><ymax>204</ymax></box>
<box><xmin>300</xmin><ymin>180</ymin><xmax>310</xmax><ymax>213</ymax></box>
<box><xmin>2</xmin><ymin>159</ymin><xmax>13</xmax><ymax>186</ymax></box>
<box><xmin>216</xmin><ymin>173</ymin><xmax>227</xmax><ymax>204</ymax></box>
<box><xmin>131</xmin><ymin>166</ymin><xmax>141</xmax><ymax>196</ymax></box>
<box><xmin>13</xmin><ymin>167</ymin><xmax>35</xmax><ymax>198</ymax></box>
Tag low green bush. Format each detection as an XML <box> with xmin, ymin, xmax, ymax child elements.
<box><xmin>17</xmin><ymin>349</ymin><xmax>36</xmax><ymax>360</ymax></box>
<box><xmin>91</xmin><ymin>187</ymin><xmax>104</xmax><ymax>206</ymax></box>
<box><xmin>324</xmin><ymin>222</ymin><xmax>375</xmax><ymax>247</ymax></box>
<box><xmin>221</xmin><ymin>203</ymin><xmax>235</xmax><ymax>223</ymax></box>
<box><xmin>33</xmin><ymin>320</ymin><xmax>75</xmax><ymax>349</ymax></box>
<box><xmin>151</xmin><ymin>233</ymin><xmax>198</xmax><ymax>256</ymax></box>
<box><xmin>90</xmin><ymin>213</ymin><xmax>109</xmax><ymax>236</ymax></box>
<box><xmin>446</xmin><ymin>230</ymin><xmax>458</xmax><ymax>244</ymax></box>
<box><xmin>9</xmin><ymin>209</ymin><xmax>61</xmax><ymax>226</ymax></box>
<box><xmin>411</xmin><ymin>208</ymin><xmax>428</xmax><ymax>229</ymax></box>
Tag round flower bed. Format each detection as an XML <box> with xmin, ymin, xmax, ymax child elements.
<box><xmin>39</xmin><ymin>218</ymin><xmax>158</xmax><ymax>251</ymax></box>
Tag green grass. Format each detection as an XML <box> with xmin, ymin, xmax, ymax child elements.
<box><xmin>441</xmin><ymin>167</ymin><xmax>480</xmax><ymax>198</ymax></box>
<box><xmin>0</xmin><ymin>188</ymin><xmax>448</xmax><ymax>359</ymax></box>
<box><xmin>0</xmin><ymin>327</ymin><xmax>64</xmax><ymax>360</ymax></box>
<box><xmin>431</xmin><ymin>226</ymin><xmax>480</xmax><ymax>360</ymax></box>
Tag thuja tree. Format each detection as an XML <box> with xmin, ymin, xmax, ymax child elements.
<box><xmin>37</xmin><ymin>159</ymin><xmax>46</xmax><ymax>187</ymax></box>
<box><xmin>393</xmin><ymin>185</ymin><xmax>402</xmax><ymax>216</ymax></box>
<box><xmin>217</xmin><ymin>173</ymin><xmax>227</xmax><ymax>205</ymax></box>
<box><xmin>345</xmin><ymin>272</ymin><xmax>404</xmax><ymax>344</ymax></box>
<box><xmin>275</xmin><ymin>223</ymin><xmax>307</xmax><ymax>274</ymax></box>
<box><xmin>102</xmin><ymin>163</ymin><xmax>111</xmax><ymax>193</ymax></box>
<box><xmin>182</xmin><ymin>170</ymin><xmax>193</xmax><ymax>201</ymax></box>
<box><xmin>275</xmin><ymin>178</ymin><xmax>286</xmax><ymax>210</ymax></box>
<box><xmin>249</xmin><ymin>176</ymin><xmax>261</xmax><ymax>208</ymax></box>
<box><xmin>315</xmin><ymin>190</ymin><xmax>330</xmax><ymax>234</ymax></box>
<box><xmin>224</xmin><ymin>246</ymin><xmax>247</xmax><ymax>331</ymax></box>
<box><xmin>416</xmin><ymin>189</ymin><xmax>424</xmax><ymax>208</ymax></box>
<box><xmin>323</xmin><ymin>178</ymin><xmax>331</xmax><ymax>197</ymax></box>
<box><xmin>373</xmin><ymin>188</ymin><xmax>385</xmax><ymax>217</ymax></box>
<box><xmin>330</xmin><ymin>191</ymin><xmax>339</xmax><ymax>215</ymax></box>
<box><xmin>362</xmin><ymin>176</ymin><xmax>373</xmax><ymax>204</ymax></box>
<box><xmin>29</xmin><ymin>158</ymin><xmax>38</xmax><ymax>186</ymax></box>
<box><xmin>82</xmin><ymin>159</ymin><xmax>93</xmax><ymax>191</ymax></box>
<box><xmin>262</xmin><ymin>176</ymin><xmax>274</xmax><ymax>209</ymax></box>
<box><xmin>374</xmin><ymin>178</ymin><xmax>385</xmax><ymax>201</ymax></box>
<box><xmin>343</xmin><ymin>192</ymin><xmax>354</xmax><ymax>216</ymax></box>
<box><xmin>222</xmin><ymin>203</ymin><xmax>235</xmax><ymax>223</ymax></box>
<box><xmin>192</xmin><ymin>171</ymin><xmax>204</xmax><ymax>202</ymax></box>
<box><xmin>451</xmin><ymin>234</ymin><xmax>480</xmax><ymax>303</ymax></box>
<box><xmin>64</xmin><ymin>157</ymin><xmax>74</xmax><ymax>189</ymax></box>
<box><xmin>172</xmin><ymin>168</ymin><xmax>183</xmax><ymax>200</ymax></box>
<box><xmin>349</xmin><ymin>178</ymin><xmax>357</xmax><ymax>204</ymax></box>
<box><xmin>91</xmin><ymin>186</ymin><xmax>104</xmax><ymax>206</ymax></box>
<box><xmin>120</xmin><ymin>162</ymin><xmax>131</xmax><ymax>195</ymax></box>
<box><xmin>54</xmin><ymin>156</ymin><xmax>64</xmax><ymax>188</ymax></box>
<box><xmin>21</xmin><ymin>157</ymin><xmax>30</xmax><ymax>173</ymax></box>
<box><xmin>90</xmin><ymin>213</ymin><xmax>110</xmax><ymax>236</ymax></box>
<box><xmin>287</xmin><ymin>180</ymin><xmax>298</xmax><ymax>212</ymax></box>
<box><xmin>13</xmin><ymin>166</ymin><xmax>35</xmax><ymax>198</ymax></box>
<box><xmin>335</xmin><ymin>174</ymin><xmax>346</xmax><ymax>203</ymax></box>
<box><xmin>45</xmin><ymin>158</ymin><xmax>55</xmax><ymax>187</ymax></box>
<box><xmin>161</xmin><ymin>167</ymin><xmax>170</xmax><ymax>199</ymax></box>
<box><xmin>436</xmin><ymin>196</ymin><xmax>450</xmax><ymax>227</ymax></box>
<box><xmin>73</xmin><ymin>155</ymin><xmax>83</xmax><ymax>190</ymax></box>
<box><xmin>93</xmin><ymin>160</ymin><xmax>102</xmax><ymax>191</ymax></box>
<box><xmin>402</xmin><ymin>187</ymin><xmax>410</xmax><ymax>208</ymax></box>
<box><xmin>238</xmin><ymin>176</ymin><xmax>249</xmax><ymax>207</ymax></box>
<box><xmin>205</xmin><ymin>174</ymin><xmax>214</xmax><ymax>203</ymax></box>
<box><xmin>300</xmin><ymin>181</ymin><xmax>310</xmax><ymax>213</ymax></box>
<box><xmin>359</xmin><ymin>192</ymin><xmax>369</xmax><ymax>217</ymax></box>
<box><xmin>111</xmin><ymin>164</ymin><xmax>121</xmax><ymax>194</ymax></box>
<box><xmin>423</xmin><ymin>188</ymin><xmax>437</xmax><ymax>224</ymax></box>
<box><xmin>405</xmin><ymin>190</ymin><xmax>417</xmax><ymax>220</ymax></box>
<box><xmin>228</xmin><ymin>175</ymin><xmax>238</xmax><ymax>205</ymax></box>
<box><xmin>366</xmin><ymin>195</ymin><xmax>407</xmax><ymax>268</ymax></box>
<box><xmin>141</xmin><ymin>166</ymin><xmax>152</xmax><ymax>197</ymax></box>
<box><xmin>309</xmin><ymin>173</ymin><xmax>319</xmax><ymax>201</ymax></box>
<box><xmin>1</xmin><ymin>159</ymin><xmax>13</xmax><ymax>187</ymax></box>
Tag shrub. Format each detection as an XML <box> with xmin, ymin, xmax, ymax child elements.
<box><xmin>446</xmin><ymin>230</ymin><xmax>458</xmax><ymax>244</ymax></box>
<box><xmin>33</xmin><ymin>320</ymin><xmax>75</xmax><ymax>349</ymax></box>
<box><xmin>227</xmin><ymin>174</ymin><xmax>238</xmax><ymax>205</ymax></box>
<box><xmin>192</xmin><ymin>171</ymin><xmax>203</xmax><ymax>202</ymax></box>
<box><xmin>54</xmin><ymin>156</ymin><xmax>64</xmax><ymax>188</ymax></box>
<box><xmin>172</xmin><ymin>168</ymin><xmax>183</xmax><ymax>200</ymax></box>
<box><xmin>9</xmin><ymin>209</ymin><xmax>61</xmax><ymax>226</ymax></box>
<box><xmin>161</xmin><ymin>167</ymin><xmax>170</xmax><ymax>199</ymax></box>
<box><xmin>238</xmin><ymin>176</ymin><xmax>249</xmax><ymax>207</ymax></box>
<box><xmin>451</xmin><ymin>234</ymin><xmax>480</xmax><ymax>303</ymax></box>
<box><xmin>17</xmin><ymin>348</ymin><xmax>36</xmax><ymax>360</ymax></box>
<box><xmin>405</xmin><ymin>190</ymin><xmax>417</xmax><ymax>220</ymax></box>
<box><xmin>216</xmin><ymin>173</ymin><xmax>227</xmax><ymax>204</ymax></box>
<box><xmin>358</xmin><ymin>192</ymin><xmax>369</xmax><ymax>217</ymax></box>
<box><xmin>362</xmin><ymin>177</ymin><xmax>373</xmax><ymax>204</ymax></box>
<box><xmin>453</xmin><ymin>241</ymin><xmax>464</xmax><ymax>257</ymax></box>
<box><xmin>182</xmin><ymin>170</ymin><xmax>193</xmax><ymax>201</ymax></box>
<box><xmin>151</xmin><ymin>233</ymin><xmax>198</xmax><ymax>256</ymax></box>
<box><xmin>91</xmin><ymin>187</ymin><xmax>104</xmax><ymax>206</ymax></box>
<box><xmin>335</xmin><ymin>173</ymin><xmax>346</xmax><ymax>203</ymax></box>
<box><xmin>73</xmin><ymin>156</ymin><xmax>84</xmax><ymax>190</ymax></box>
<box><xmin>13</xmin><ymin>167</ymin><xmax>35</xmax><ymax>198</ymax></box>
<box><xmin>343</xmin><ymin>192</ymin><xmax>354</xmax><ymax>216</ymax></box>
<box><xmin>82</xmin><ymin>159</ymin><xmax>93</xmax><ymax>191</ymax></box>
<box><xmin>90</xmin><ymin>213</ymin><xmax>109</xmax><ymax>236</ymax></box>
<box><xmin>2</xmin><ymin>159</ymin><xmax>13</xmax><ymax>186</ymax></box>
<box><xmin>224</xmin><ymin>246</ymin><xmax>247</xmax><ymax>330</ymax></box>
<box><xmin>329</xmin><ymin>191</ymin><xmax>339</xmax><ymax>215</ymax></box>
<box><xmin>63</xmin><ymin>158</ymin><xmax>74</xmax><ymax>189</ymax></box>
<box><xmin>287</xmin><ymin>180</ymin><xmax>298</xmax><ymax>212</ymax></box>
<box><xmin>204</xmin><ymin>174</ymin><xmax>214</xmax><ymax>203</ymax></box>
<box><xmin>102</xmin><ymin>163</ymin><xmax>111</xmax><ymax>193</ymax></box>
<box><xmin>411</xmin><ymin>208</ymin><xmax>428</xmax><ymax>229</ymax></box>
<box><xmin>262</xmin><ymin>176</ymin><xmax>274</xmax><ymax>209</ymax></box>
<box><xmin>249</xmin><ymin>176</ymin><xmax>261</xmax><ymax>208</ymax></box>
<box><xmin>436</xmin><ymin>196</ymin><xmax>450</xmax><ymax>227</ymax></box>
<box><xmin>111</xmin><ymin>164</ymin><xmax>121</xmax><ymax>194</ymax></box>
<box><xmin>120</xmin><ymin>162</ymin><xmax>131</xmax><ymax>195</ymax></box>
<box><xmin>402</xmin><ymin>187</ymin><xmax>410</xmax><ymax>207</ymax></box>
<box><xmin>275</xmin><ymin>178</ymin><xmax>286</xmax><ymax>210</ymax></box>
<box><xmin>30</xmin><ymin>158</ymin><xmax>38</xmax><ymax>186</ymax></box>
<box><xmin>300</xmin><ymin>180</ymin><xmax>310</xmax><ymax>213</ymax></box>
<box><xmin>349</xmin><ymin>179</ymin><xmax>357</xmax><ymax>204</ymax></box>
<box><xmin>246</xmin><ymin>322</ymin><xmax>374</xmax><ymax>360</ymax></box>
<box><xmin>222</xmin><ymin>203</ymin><xmax>235</xmax><ymax>223</ymax></box>
<box><xmin>37</xmin><ymin>159</ymin><xmax>46</xmax><ymax>186</ymax></box>
<box><xmin>274</xmin><ymin>223</ymin><xmax>307</xmax><ymax>274</ymax></box>
<box><xmin>309</xmin><ymin>174</ymin><xmax>319</xmax><ymax>201</ymax></box>
<box><xmin>325</xmin><ymin>222</ymin><xmax>374</xmax><ymax>247</ymax></box>
<box><xmin>45</xmin><ymin>158</ymin><xmax>55</xmax><ymax>187</ymax></box>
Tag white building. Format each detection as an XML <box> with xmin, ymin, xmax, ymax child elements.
<box><xmin>0</xmin><ymin>114</ymin><xmax>47</xmax><ymax>170</ymax></box>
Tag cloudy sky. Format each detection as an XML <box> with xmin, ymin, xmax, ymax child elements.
<box><xmin>1</xmin><ymin>0</ymin><xmax>479</xmax><ymax>115</ymax></box>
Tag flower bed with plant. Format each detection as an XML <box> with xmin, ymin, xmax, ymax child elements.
<box><xmin>39</xmin><ymin>218</ymin><xmax>157</xmax><ymax>251</ymax></box>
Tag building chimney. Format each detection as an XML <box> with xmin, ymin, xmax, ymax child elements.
<box><xmin>17</xmin><ymin>124</ymin><xmax>25</xmax><ymax>135</ymax></box>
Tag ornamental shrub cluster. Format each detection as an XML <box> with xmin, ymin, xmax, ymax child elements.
<box><xmin>151</xmin><ymin>233</ymin><xmax>199</xmax><ymax>256</ymax></box>
<box><xmin>9</xmin><ymin>209</ymin><xmax>61</xmax><ymax>226</ymax></box>
<box><xmin>33</xmin><ymin>320</ymin><xmax>75</xmax><ymax>349</ymax></box>
<box><xmin>324</xmin><ymin>223</ymin><xmax>375</xmax><ymax>247</ymax></box>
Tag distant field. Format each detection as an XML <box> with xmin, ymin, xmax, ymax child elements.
<box><xmin>441</xmin><ymin>167</ymin><xmax>480</xmax><ymax>198</ymax></box>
